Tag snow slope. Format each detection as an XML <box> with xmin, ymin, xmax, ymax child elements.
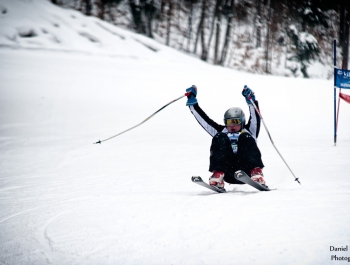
<box><xmin>1</xmin><ymin>1</ymin><xmax>350</xmax><ymax>265</ymax></box>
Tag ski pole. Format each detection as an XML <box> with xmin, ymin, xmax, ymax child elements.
<box><xmin>248</xmin><ymin>97</ymin><xmax>300</xmax><ymax>184</ymax></box>
<box><xmin>94</xmin><ymin>93</ymin><xmax>188</xmax><ymax>144</ymax></box>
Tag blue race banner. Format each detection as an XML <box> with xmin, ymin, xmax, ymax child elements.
<box><xmin>335</xmin><ymin>68</ymin><xmax>350</xmax><ymax>89</ymax></box>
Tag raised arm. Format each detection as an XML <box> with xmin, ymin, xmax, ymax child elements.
<box><xmin>186</xmin><ymin>85</ymin><xmax>225</xmax><ymax>137</ymax></box>
<box><xmin>242</xmin><ymin>86</ymin><xmax>261</xmax><ymax>139</ymax></box>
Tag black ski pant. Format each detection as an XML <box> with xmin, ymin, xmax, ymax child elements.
<box><xmin>209</xmin><ymin>132</ymin><xmax>264</xmax><ymax>184</ymax></box>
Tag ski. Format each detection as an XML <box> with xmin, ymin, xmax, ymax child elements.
<box><xmin>191</xmin><ymin>176</ymin><xmax>226</xmax><ymax>193</ymax></box>
<box><xmin>234</xmin><ymin>170</ymin><xmax>272</xmax><ymax>191</ymax></box>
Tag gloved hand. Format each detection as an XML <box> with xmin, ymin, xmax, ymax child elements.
<box><xmin>185</xmin><ymin>85</ymin><xmax>198</xmax><ymax>106</ymax></box>
<box><xmin>242</xmin><ymin>85</ymin><xmax>256</xmax><ymax>104</ymax></box>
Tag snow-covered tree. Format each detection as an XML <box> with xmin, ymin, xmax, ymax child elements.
<box><xmin>287</xmin><ymin>25</ymin><xmax>320</xmax><ymax>78</ymax></box>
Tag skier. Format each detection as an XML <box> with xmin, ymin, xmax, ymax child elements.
<box><xmin>185</xmin><ymin>85</ymin><xmax>267</xmax><ymax>192</ymax></box>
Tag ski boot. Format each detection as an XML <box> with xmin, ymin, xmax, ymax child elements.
<box><xmin>250</xmin><ymin>167</ymin><xmax>268</xmax><ymax>188</ymax></box>
<box><xmin>209</xmin><ymin>171</ymin><xmax>226</xmax><ymax>192</ymax></box>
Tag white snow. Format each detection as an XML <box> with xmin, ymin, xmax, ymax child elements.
<box><xmin>1</xmin><ymin>1</ymin><xmax>350</xmax><ymax>265</ymax></box>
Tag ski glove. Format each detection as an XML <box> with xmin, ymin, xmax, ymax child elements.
<box><xmin>185</xmin><ymin>85</ymin><xmax>198</xmax><ymax>106</ymax></box>
<box><xmin>242</xmin><ymin>85</ymin><xmax>256</xmax><ymax>104</ymax></box>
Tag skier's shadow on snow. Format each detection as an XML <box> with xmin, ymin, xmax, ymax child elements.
<box><xmin>192</xmin><ymin>190</ymin><xmax>260</xmax><ymax>196</ymax></box>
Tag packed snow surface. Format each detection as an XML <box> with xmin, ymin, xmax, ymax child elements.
<box><xmin>1</xmin><ymin>1</ymin><xmax>350</xmax><ymax>265</ymax></box>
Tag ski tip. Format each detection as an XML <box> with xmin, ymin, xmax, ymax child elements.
<box><xmin>191</xmin><ymin>176</ymin><xmax>202</xmax><ymax>182</ymax></box>
<box><xmin>215</xmin><ymin>187</ymin><xmax>226</xmax><ymax>193</ymax></box>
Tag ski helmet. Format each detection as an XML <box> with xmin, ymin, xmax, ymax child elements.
<box><xmin>223</xmin><ymin>107</ymin><xmax>245</xmax><ymax>125</ymax></box>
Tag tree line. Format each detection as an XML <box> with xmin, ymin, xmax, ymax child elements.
<box><xmin>53</xmin><ymin>0</ymin><xmax>350</xmax><ymax>78</ymax></box>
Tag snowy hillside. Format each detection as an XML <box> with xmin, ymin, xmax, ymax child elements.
<box><xmin>0</xmin><ymin>0</ymin><xmax>193</xmax><ymax>63</ymax></box>
<box><xmin>1</xmin><ymin>1</ymin><xmax>350</xmax><ymax>265</ymax></box>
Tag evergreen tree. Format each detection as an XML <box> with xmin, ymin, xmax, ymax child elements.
<box><xmin>287</xmin><ymin>25</ymin><xmax>320</xmax><ymax>78</ymax></box>
<box><xmin>298</xmin><ymin>0</ymin><xmax>329</xmax><ymax>31</ymax></box>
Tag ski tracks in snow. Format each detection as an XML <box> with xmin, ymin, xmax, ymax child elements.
<box><xmin>34</xmin><ymin>210</ymin><xmax>72</xmax><ymax>264</ymax></box>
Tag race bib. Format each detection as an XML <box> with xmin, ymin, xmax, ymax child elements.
<box><xmin>227</xmin><ymin>132</ymin><xmax>240</xmax><ymax>154</ymax></box>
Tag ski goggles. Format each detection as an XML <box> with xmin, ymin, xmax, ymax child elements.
<box><xmin>224</xmin><ymin>118</ymin><xmax>242</xmax><ymax>126</ymax></box>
